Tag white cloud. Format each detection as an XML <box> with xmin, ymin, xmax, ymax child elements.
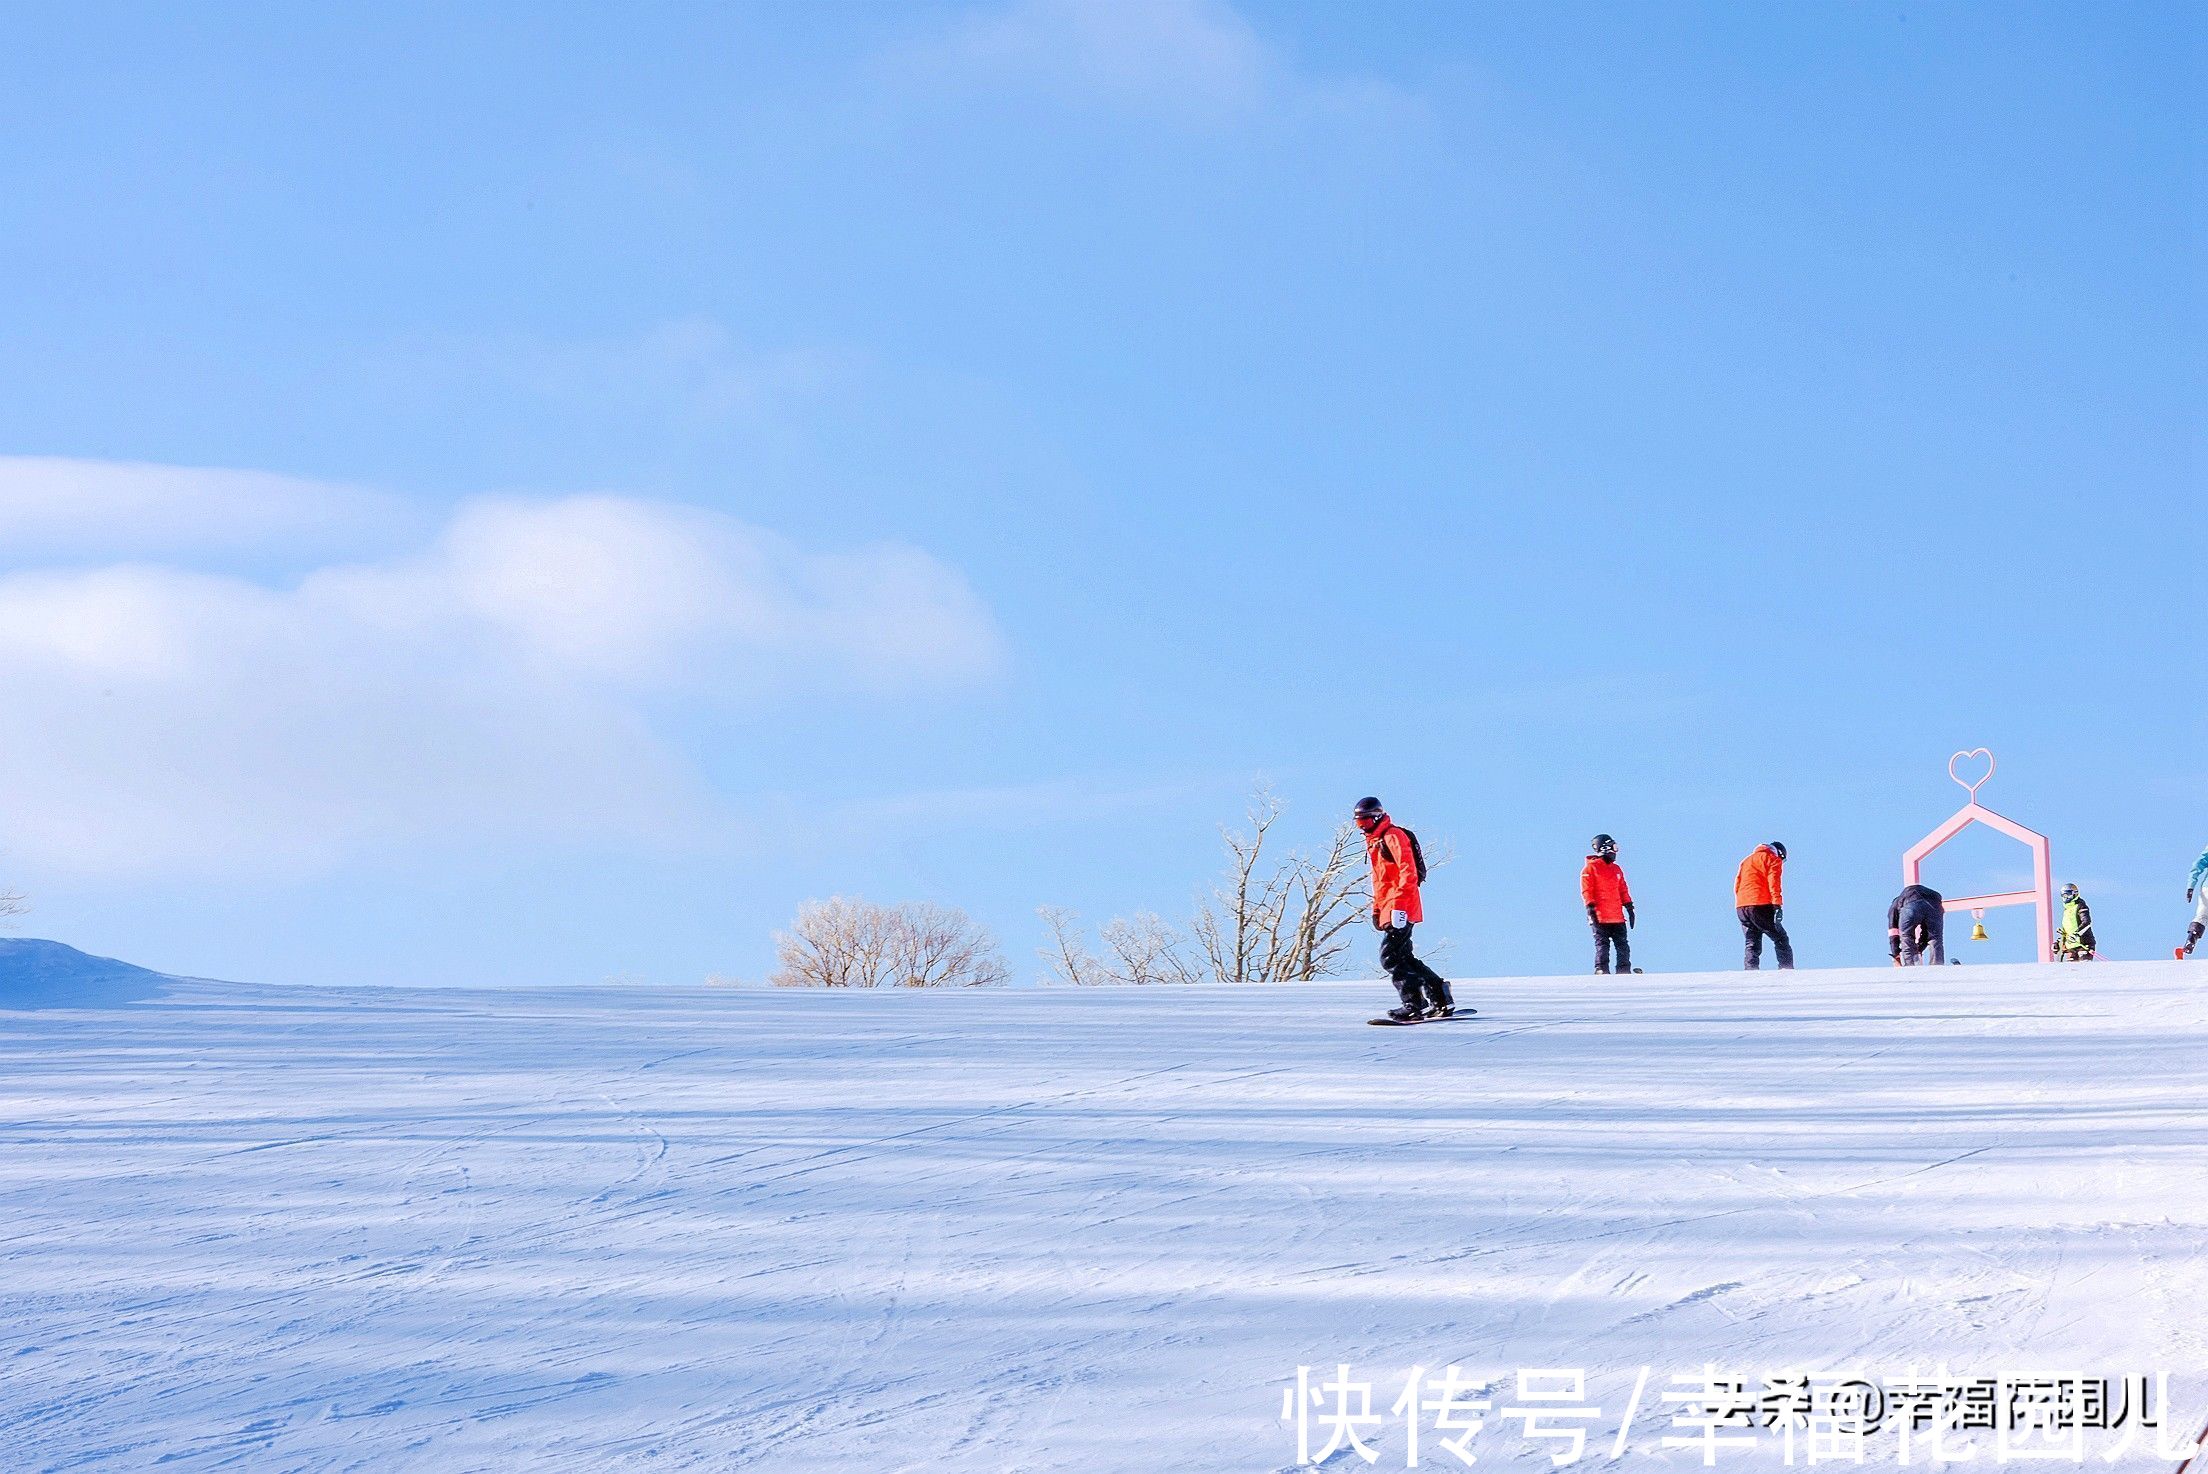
<box><xmin>830</xmin><ymin>774</ymin><xmax>1228</xmax><ymax>831</ymax></box>
<box><xmin>0</xmin><ymin>456</ymin><xmax>406</xmax><ymax>563</ymax></box>
<box><xmin>912</xmin><ymin>0</ymin><xmax>1418</xmax><ymax>124</ymax></box>
<box><xmin>418</xmin><ymin>318</ymin><xmax>863</xmax><ymax>430</ymax></box>
<box><xmin>943</xmin><ymin>0</ymin><xmax>1273</xmax><ymax>117</ymax></box>
<box><xmin>314</xmin><ymin>496</ymin><xmax>1000</xmax><ymax>690</ymax></box>
<box><xmin>0</xmin><ymin>484</ymin><xmax>1003</xmax><ymax>878</ymax></box>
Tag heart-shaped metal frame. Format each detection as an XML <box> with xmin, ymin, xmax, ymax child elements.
<box><xmin>1947</xmin><ymin>747</ymin><xmax>1996</xmax><ymax>803</ymax></box>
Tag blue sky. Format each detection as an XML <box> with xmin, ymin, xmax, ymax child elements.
<box><xmin>1</xmin><ymin>0</ymin><xmax>2200</xmax><ymax>987</ymax></box>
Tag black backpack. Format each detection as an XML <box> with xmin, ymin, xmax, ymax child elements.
<box><xmin>1396</xmin><ymin>826</ymin><xmax>1429</xmax><ymax>884</ymax></box>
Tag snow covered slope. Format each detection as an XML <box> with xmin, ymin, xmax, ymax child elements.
<box><xmin>2</xmin><ymin>963</ymin><xmax>2203</xmax><ymax>1471</ymax></box>
<box><xmin>0</xmin><ymin>937</ymin><xmax>177</xmax><ymax>1008</ymax></box>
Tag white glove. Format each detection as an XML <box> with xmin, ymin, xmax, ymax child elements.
<box><xmin>1390</xmin><ymin>909</ymin><xmax>1409</xmax><ymax>930</ymax></box>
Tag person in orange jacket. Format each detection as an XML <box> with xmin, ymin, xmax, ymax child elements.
<box><xmin>1581</xmin><ymin>833</ymin><xmax>1636</xmax><ymax>974</ymax></box>
<box><xmin>1355</xmin><ymin>796</ymin><xmax>1455</xmax><ymax>1020</ymax></box>
<box><xmin>1734</xmin><ymin>841</ymin><xmax>1793</xmax><ymax>970</ymax></box>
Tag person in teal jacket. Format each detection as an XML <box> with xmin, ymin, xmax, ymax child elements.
<box><xmin>2183</xmin><ymin>847</ymin><xmax>2208</xmax><ymax>958</ymax></box>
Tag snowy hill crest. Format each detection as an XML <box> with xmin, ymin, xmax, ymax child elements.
<box><xmin>0</xmin><ymin>937</ymin><xmax>173</xmax><ymax>1007</ymax></box>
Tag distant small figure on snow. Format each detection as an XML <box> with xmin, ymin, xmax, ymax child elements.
<box><xmin>1581</xmin><ymin>834</ymin><xmax>1636</xmax><ymax>975</ymax></box>
<box><xmin>2056</xmin><ymin>882</ymin><xmax>2098</xmax><ymax>961</ymax></box>
<box><xmin>1887</xmin><ymin>883</ymin><xmax>1946</xmax><ymax>966</ymax></box>
<box><xmin>1734</xmin><ymin>841</ymin><xmax>1793</xmax><ymax>970</ymax></box>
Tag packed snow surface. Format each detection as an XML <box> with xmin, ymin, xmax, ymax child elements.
<box><xmin>3</xmin><ymin>956</ymin><xmax>2204</xmax><ymax>1471</ymax></box>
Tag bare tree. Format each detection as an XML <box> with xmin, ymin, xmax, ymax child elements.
<box><xmin>773</xmin><ymin>897</ymin><xmax>885</xmax><ymax>988</ymax></box>
<box><xmin>896</xmin><ymin>901</ymin><xmax>1013</xmax><ymax>989</ymax></box>
<box><xmin>1277</xmin><ymin>821</ymin><xmax>1371</xmax><ymax>982</ymax></box>
<box><xmin>1038</xmin><ymin>907</ymin><xmax>1196</xmax><ymax>985</ymax></box>
<box><xmin>1037</xmin><ymin>785</ymin><xmax>1415</xmax><ymax>987</ymax></box>
<box><xmin>1186</xmin><ymin>785</ymin><xmax>1376</xmax><ymax>985</ymax></box>
<box><xmin>1189</xmin><ymin>785</ymin><xmax>1291</xmax><ymax>987</ymax></box>
<box><xmin>1099</xmin><ymin>911</ymin><xmax>1197</xmax><ymax>986</ymax></box>
<box><xmin>1037</xmin><ymin>905</ymin><xmax>1106</xmax><ymax>986</ymax></box>
<box><xmin>772</xmin><ymin>897</ymin><xmax>1010</xmax><ymax>989</ymax></box>
<box><xmin>0</xmin><ymin>891</ymin><xmax>24</xmax><ymax>927</ymax></box>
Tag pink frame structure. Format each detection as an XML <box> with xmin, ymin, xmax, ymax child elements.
<box><xmin>1901</xmin><ymin>749</ymin><xmax>2055</xmax><ymax>963</ymax></box>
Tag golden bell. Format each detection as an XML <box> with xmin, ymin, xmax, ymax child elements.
<box><xmin>1970</xmin><ymin>919</ymin><xmax>1990</xmax><ymax>942</ymax></box>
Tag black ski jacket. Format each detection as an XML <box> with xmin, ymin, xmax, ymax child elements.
<box><xmin>1887</xmin><ymin>885</ymin><xmax>1944</xmax><ymax>955</ymax></box>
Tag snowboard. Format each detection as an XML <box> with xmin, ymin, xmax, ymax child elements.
<box><xmin>1368</xmin><ymin>1008</ymin><xmax>1479</xmax><ymax>1026</ymax></box>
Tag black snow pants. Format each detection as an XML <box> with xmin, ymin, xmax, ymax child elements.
<box><xmin>1738</xmin><ymin>905</ymin><xmax>1794</xmax><ymax>970</ymax></box>
<box><xmin>1895</xmin><ymin>896</ymin><xmax>1945</xmax><ymax>966</ymax></box>
<box><xmin>1381</xmin><ymin>924</ymin><xmax>1452</xmax><ymax>1010</ymax></box>
<box><xmin>1592</xmin><ymin>920</ymin><xmax>1631</xmax><ymax>974</ymax></box>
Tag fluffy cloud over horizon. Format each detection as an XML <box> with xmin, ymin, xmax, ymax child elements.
<box><xmin>0</xmin><ymin>456</ymin><xmax>409</xmax><ymax>563</ymax></box>
<box><xmin>0</xmin><ymin>481</ymin><xmax>1003</xmax><ymax>878</ymax></box>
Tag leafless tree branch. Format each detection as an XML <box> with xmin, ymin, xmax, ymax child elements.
<box><xmin>1186</xmin><ymin>785</ymin><xmax>1374</xmax><ymax>985</ymax></box>
<box><xmin>1099</xmin><ymin>911</ymin><xmax>1198</xmax><ymax>986</ymax></box>
<box><xmin>772</xmin><ymin>897</ymin><xmax>1010</xmax><ymax>988</ymax></box>
<box><xmin>1036</xmin><ymin>905</ymin><xmax>1104</xmax><ymax>986</ymax></box>
<box><xmin>1038</xmin><ymin>785</ymin><xmax>1411</xmax><ymax>988</ymax></box>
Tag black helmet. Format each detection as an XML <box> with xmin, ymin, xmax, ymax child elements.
<box><xmin>1353</xmin><ymin>796</ymin><xmax>1385</xmax><ymax>824</ymax></box>
<box><xmin>1769</xmin><ymin>841</ymin><xmax>1787</xmax><ymax>860</ymax></box>
<box><xmin>1591</xmin><ymin>833</ymin><xmax>1617</xmax><ymax>859</ymax></box>
<box><xmin>2061</xmin><ymin>882</ymin><xmax>2079</xmax><ymax>899</ymax></box>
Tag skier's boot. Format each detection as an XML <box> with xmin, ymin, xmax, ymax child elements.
<box><xmin>2182</xmin><ymin>923</ymin><xmax>2203</xmax><ymax>959</ymax></box>
<box><xmin>1385</xmin><ymin>1004</ymin><xmax>1423</xmax><ymax>1023</ymax></box>
<box><xmin>1422</xmin><ymin>1003</ymin><xmax>1456</xmax><ymax>1020</ymax></box>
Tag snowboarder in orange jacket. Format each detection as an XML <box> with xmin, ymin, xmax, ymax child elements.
<box><xmin>1582</xmin><ymin>834</ymin><xmax>1635</xmax><ymax>974</ymax></box>
<box><xmin>1356</xmin><ymin>797</ymin><xmax>1454</xmax><ymax>1020</ymax></box>
<box><xmin>1734</xmin><ymin>842</ymin><xmax>1793</xmax><ymax>969</ymax></box>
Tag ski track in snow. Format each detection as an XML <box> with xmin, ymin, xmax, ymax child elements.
<box><xmin>1</xmin><ymin>964</ymin><xmax>2204</xmax><ymax>1471</ymax></box>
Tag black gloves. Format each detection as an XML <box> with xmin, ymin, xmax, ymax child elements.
<box><xmin>1624</xmin><ymin>902</ymin><xmax>1636</xmax><ymax>929</ymax></box>
<box><xmin>1586</xmin><ymin>904</ymin><xmax>1599</xmax><ymax>926</ymax></box>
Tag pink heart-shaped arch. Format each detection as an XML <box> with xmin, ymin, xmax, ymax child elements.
<box><xmin>1948</xmin><ymin>747</ymin><xmax>1996</xmax><ymax>801</ymax></box>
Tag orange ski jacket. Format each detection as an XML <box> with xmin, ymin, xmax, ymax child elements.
<box><xmin>1580</xmin><ymin>857</ymin><xmax>1633</xmax><ymax>923</ymax></box>
<box><xmin>1364</xmin><ymin>817</ymin><xmax>1424</xmax><ymax>925</ymax></box>
<box><xmin>1734</xmin><ymin>845</ymin><xmax>1785</xmax><ymax>907</ymax></box>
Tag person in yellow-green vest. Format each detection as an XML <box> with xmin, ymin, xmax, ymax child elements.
<box><xmin>2056</xmin><ymin>883</ymin><xmax>2097</xmax><ymax>961</ymax></box>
